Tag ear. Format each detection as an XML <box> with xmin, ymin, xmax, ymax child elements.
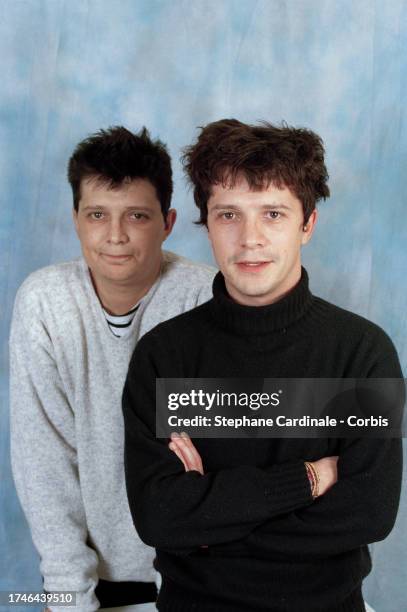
<box><xmin>301</xmin><ymin>209</ymin><xmax>318</xmax><ymax>245</ymax></box>
<box><xmin>163</xmin><ymin>208</ymin><xmax>177</xmax><ymax>239</ymax></box>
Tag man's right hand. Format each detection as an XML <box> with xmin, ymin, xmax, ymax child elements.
<box><xmin>309</xmin><ymin>456</ymin><xmax>338</xmax><ymax>496</ymax></box>
<box><xmin>168</xmin><ymin>432</ymin><xmax>204</xmax><ymax>475</ymax></box>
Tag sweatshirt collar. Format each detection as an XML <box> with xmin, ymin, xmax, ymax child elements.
<box><xmin>209</xmin><ymin>266</ymin><xmax>313</xmax><ymax>335</ymax></box>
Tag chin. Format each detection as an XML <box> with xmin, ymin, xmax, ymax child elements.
<box><xmin>99</xmin><ymin>268</ymin><xmax>136</xmax><ymax>282</ymax></box>
<box><xmin>235</xmin><ymin>279</ymin><xmax>275</xmax><ymax>296</ymax></box>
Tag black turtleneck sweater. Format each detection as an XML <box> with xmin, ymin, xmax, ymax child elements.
<box><xmin>122</xmin><ymin>268</ymin><xmax>403</xmax><ymax>612</ymax></box>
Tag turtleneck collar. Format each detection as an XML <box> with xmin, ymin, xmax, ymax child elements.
<box><xmin>209</xmin><ymin>266</ymin><xmax>313</xmax><ymax>335</ymax></box>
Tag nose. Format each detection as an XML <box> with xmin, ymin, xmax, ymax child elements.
<box><xmin>239</xmin><ymin>217</ymin><xmax>265</xmax><ymax>249</ymax></box>
<box><xmin>107</xmin><ymin>217</ymin><xmax>128</xmax><ymax>244</ymax></box>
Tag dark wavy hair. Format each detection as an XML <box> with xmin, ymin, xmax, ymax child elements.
<box><xmin>68</xmin><ymin>126</ymin><xmax>173</xmax><ymax>217</ymax></box>
<box><xmin>182</xmin><ymin>119</ymin><xmax>330</xmax><ymax>225</ymax></box>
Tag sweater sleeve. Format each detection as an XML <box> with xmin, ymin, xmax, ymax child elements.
<box><xmin>210</xmin><ymin>335</ymin><xmax>404</xmax><ymax>560</ymax></box>
<box><xmin>215</xmin><ymin>436</ymin><xmax>402</xmax><ymax>560</ymax></box>
<box><xmin>122</xmin><ymin>333</ymin><xmax>313</xmax><ymax>552</ymax></box>
<box><xmin>9</xmin><ymin>288</ymin><xmax>100</xmax><ymax>612</ymax></box>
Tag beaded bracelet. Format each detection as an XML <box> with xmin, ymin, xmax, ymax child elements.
<box><xmin>304</xmin><ymin>461</ymin><xmax>320</xmax><ymax>499</ymax></box>
<box><xmin>304</xmin><ymin>462</ymin><xmax>315</xmax><ymax>495</ymax></box>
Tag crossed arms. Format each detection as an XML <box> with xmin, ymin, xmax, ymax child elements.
<box><xmin>122</xmin><ymin>336</ymin><xmax>403</xmax><ymax>559</ymax></box>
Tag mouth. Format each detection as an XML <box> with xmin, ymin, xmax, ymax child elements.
<box><xmin>101</xmin><ymin>253</ymin><xmax>132</xmax><ymax>263</ymax></box>
<box><xmin>235</xmin><ymin>261</ymin><xmax>271</xmax><ymax>272</ymax></box>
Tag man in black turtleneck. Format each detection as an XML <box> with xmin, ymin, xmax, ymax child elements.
<box><xmin>122</xmin><ymin>120</ymin><xmax>402</xmax><ymax>612</ymax></box>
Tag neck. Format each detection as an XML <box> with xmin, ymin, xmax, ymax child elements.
<box><xmin>210</xmin><ymin>266</ymin><xmax>313</xmax><ymax>335</ymax></box>
<box><xmin>90</xmin><ymin>269</ymin><xmax>160</xmax><ymax>316</ymax></box>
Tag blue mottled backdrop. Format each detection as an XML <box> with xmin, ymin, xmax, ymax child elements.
<box><xmin>1</xmin><ymin>1</ymin><xmax>406</xmax><ymax>610</ymax></box>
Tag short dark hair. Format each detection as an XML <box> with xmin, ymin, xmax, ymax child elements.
<box><xmin>182</xmin><ymin>118</ymin><xmax>330</xmax><ymax>225</ymax></box>
<box><xmin>68</xmin><ymin>126</ymin><xmax>173</xmax><ymax>216</ymax></box>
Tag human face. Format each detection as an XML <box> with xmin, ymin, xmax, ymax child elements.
<box><xmin>207</xmin><ymin>175</ymin><xmax>317</xmax><ymax>306</ymax></box>
<box><xmin>73</xmin><ymin>177</ymin><xmax>176</xmax><ymax>292</ymax></box>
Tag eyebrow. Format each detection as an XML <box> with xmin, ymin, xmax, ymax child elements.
<box><xmin>81</xmin><ymin>204</ymin><xmax>155</xmax><ymax>211</ymax></box>
<box><xmin>209</xmin><ymin>203</ymin><xmax>292</xmax><ymax>211</ymax></box>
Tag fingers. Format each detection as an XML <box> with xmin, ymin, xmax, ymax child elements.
<box><xmin>168</xmin><ymin>432</ymin><xmax>204</xmax><ymax>475</ymax></box>
<box><xmin>169</xmin><ymin>436</ymin><xmax>201</xmax><ymax>473</ymax></box>
<box><xmin>169</xmin><ymin>441</ymin><xmax>189</xmax><ymax>471</ymax></box>
<box><xmin>177</xmin><ymin>432</ymin><xmax>204</xmax><ymax>474</ymax></box>
<box><xmin>171</xmin><ymin>435</ymin><xmax>202</xmax><ymax>474</ymax></box>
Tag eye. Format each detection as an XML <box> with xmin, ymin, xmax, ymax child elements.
<box><xmin>89</xmin><ymin>211</ymin><xmax>104</xmax><ymax>220</ymax></box>
<box><xmin>266</xmin><ymin>211</ymin><xmax>281</xmax><ymax>220</ymax></box>
<box><xmin>130</xmin><ymin>212</ymin><xmax>148</xmax><ymax>221</ymax></box>
<box><xmin>220</xmin><ymin>212</ymin><xmax>236</xmax><ymax>221</ymax></box>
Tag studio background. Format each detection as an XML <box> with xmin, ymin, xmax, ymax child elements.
<box><xmin>1</xmin><ymin>1</ymin><xmax>406</xmax><ymax>611</ymax></box>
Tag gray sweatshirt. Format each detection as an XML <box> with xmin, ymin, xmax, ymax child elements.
<box><xmin>9</xmin><ymin>251</ymin><xmax>216</xmax><ymax>612</ymax></box>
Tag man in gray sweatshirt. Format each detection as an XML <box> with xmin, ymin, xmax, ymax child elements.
<box><xmin>9</xmin><ymin>126</ymin><xmax>216</xmax><ymax>612</ymax></box>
